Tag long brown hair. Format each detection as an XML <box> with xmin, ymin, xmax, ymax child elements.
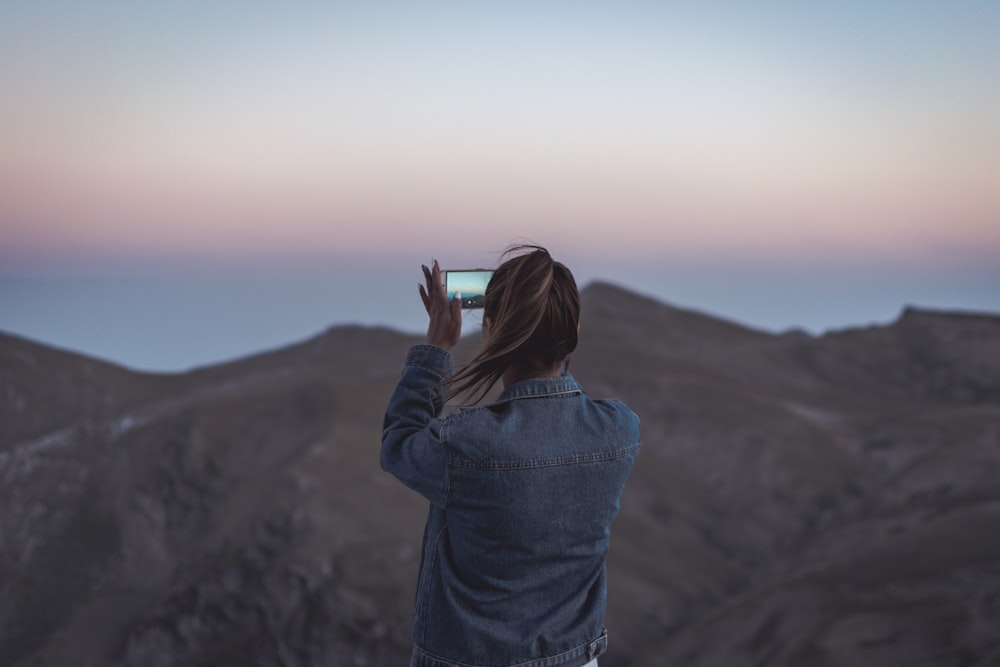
<box><xmin>447</xmin><ymin>245</ymin><xmax>580</xmax><ymax>403</ymax></box>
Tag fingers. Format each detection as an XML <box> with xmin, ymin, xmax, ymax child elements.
<box><xmin>420</xmin><ymin>260</ymin><xmax>450</xmax><ymax>317</ymax></box>
<box><xmin>420</xmin><ymin>262</ymin><xmax>436</xmax><ymax>313</ymax></box>
<box><xmin>420</xmin><ymin>258</ymin><xmax>464</xmax><ymax>349</ymax></box>
<box><xmin>421</xmin><ymin>264</ymin><xmax>432</xmax><ymax>295</ymax></box>
<box><xmin>419</xmin><ymin>283</ymin><xmax>430</xmax><ymax>312</ymax></box>
<box><xmin>431</xmin><ymin>260</ymin><xmax>446</xmax><ymax>300</ymax></box>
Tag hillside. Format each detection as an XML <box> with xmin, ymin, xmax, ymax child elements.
<box><xmin>2</xmin><ymin>283</ymin><xmax>999</xmax><ymax>666</ymax></box>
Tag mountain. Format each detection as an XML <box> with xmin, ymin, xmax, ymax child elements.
<box><xmin>1</xmin><ymin>282</ymin><xmax>998</xmax><ymax>667</ymax></box>
<box><xmin>576</xmin><ymin>284</ymin><xmax>1000</xmax><ymax>666</ymax></box>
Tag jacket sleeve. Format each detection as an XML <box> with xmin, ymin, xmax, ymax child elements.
<box><xmin>381</xmin><ymin>344</ymin><xmax>453</xmax><ymax>508</ymax></box>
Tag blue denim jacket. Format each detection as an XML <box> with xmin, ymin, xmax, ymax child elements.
<box><xmin>382</xmin><ymin>345</ymin><xmax>640</xmax><ymax>667</ymax></box>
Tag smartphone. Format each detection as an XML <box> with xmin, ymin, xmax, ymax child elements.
<box><xmin>444</xmin><ymin>269</ymin><xmax>493</xmax><ymax>309</ymax></box>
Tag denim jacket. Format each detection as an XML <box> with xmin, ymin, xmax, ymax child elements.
<box><xmin>382</xmin><ymin>345</ymin><xmax>640</xmax><ymax>667</ymax></box>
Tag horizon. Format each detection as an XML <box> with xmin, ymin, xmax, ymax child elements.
<box><xmin>2</xmin><ymin>2</ymin><xmax>998</xmax><ymax>370</ymax></box>
<box><xmin>3</xmin><ymin>255</ymin><xmax>999</xmax><ymax>373</ymax></box>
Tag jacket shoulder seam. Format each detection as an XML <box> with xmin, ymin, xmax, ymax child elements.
<box><xmin>449</xmin><ymin>443</ymin><xmax>639</xmax><ymax>471</ymax></box>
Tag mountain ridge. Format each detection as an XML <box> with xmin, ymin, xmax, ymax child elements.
<box><xmin>2</xmin><ymin>283</ymin><xmax>999</xmax><ymax>666</ymax></box>
<box><xmin>5</xmin><ymin>279</ymin><xmax>996</xmax><ymax>379</ymax></box>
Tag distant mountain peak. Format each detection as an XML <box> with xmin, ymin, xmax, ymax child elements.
<box><xmin>580</xmin><ymin>279</ymin><xmax>770</xmax><ymax>341</ymax></box>
<box><xmin>897</xmin><ymin>304</ymin><xmax>1000</xmax><ymax>325</ymax></box>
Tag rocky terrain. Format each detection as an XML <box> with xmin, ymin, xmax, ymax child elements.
<box><xmin>1</xmin><ymin>282</ymin><xmax>999</xmax><ymax>666</ymax></box>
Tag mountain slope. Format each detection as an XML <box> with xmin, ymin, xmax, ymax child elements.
<box><xmin>1</xmin><ymin>284</ymin><xmax>998</xmax><ymax>666</ymax></box>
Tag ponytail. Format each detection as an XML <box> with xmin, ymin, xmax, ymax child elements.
<box><xmin>446</xmin><ymin>245</ymin><xmax>580</xmax><ymax>403</ymax></box>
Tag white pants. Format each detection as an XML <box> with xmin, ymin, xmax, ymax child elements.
<box><xmin>581</xmin><ymin>660</ymin><xmax>598</xmax><ymax>667</ymax></box>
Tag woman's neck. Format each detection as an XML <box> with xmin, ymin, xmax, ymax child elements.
<box><xmin>502</xmin><ymin>364</ymin><xmax>562</xmax><ymax>388</ymax></box>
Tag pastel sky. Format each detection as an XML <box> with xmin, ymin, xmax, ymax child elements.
<box><xmin>1</xmin><ymin>1</ymin><xmax>999</xmax><ymax>370</ymax></box>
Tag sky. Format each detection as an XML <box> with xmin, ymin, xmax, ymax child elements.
<box><xmin>1</xmin><ymin>1</ymin><xmax>998</xmax><ymax>371</ymax></box>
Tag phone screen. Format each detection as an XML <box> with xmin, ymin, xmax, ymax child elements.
<box><xmin>445</xmin><ymin>270</ymin><xmax>493</xmax><ymax>309</ymax></box>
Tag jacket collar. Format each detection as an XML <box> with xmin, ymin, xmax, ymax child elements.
<box><xmin>493</xmin><ymin>374</ymin><xmax>582</xmax><ymax>403</ymax></box>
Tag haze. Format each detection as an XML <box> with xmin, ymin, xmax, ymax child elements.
<box><xmin>2</xmin><ymin>1</ymin><xmax>998</xmax><ymax>370</ymax></box>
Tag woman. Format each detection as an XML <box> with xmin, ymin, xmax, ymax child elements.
<box><xmin>382</xmin><ymin>245</ymin><xmax>640</xmax><ymax>667</ymax></box>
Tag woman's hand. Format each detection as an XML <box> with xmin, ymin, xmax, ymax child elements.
<box><xmin>419</xmin><ymin>260</ymin><xmax>462</xmax><ymax>350</ymax></box>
